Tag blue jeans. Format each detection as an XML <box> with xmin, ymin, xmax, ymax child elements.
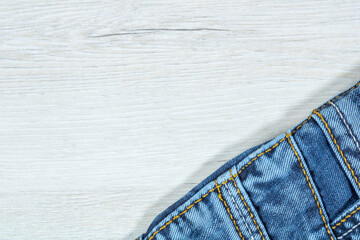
<box><xmin>138</xmin><ymin>81</ymin><xmax>360</xmax><ymax>240</ymax></box>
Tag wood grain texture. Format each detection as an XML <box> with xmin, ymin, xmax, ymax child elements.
<box><xmin>1</xmin><ymin>1</ymin><xmax>360</xmax><ymax>239</ymax></box>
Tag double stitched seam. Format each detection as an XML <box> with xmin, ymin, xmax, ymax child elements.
<box><xmin>329</xmin><ymin>101</ymin><xmax>360</xmax><ymax>154</ymax></box>
<box><xmin>230</xmin><ymin>169</ymin><xmax>265</xmax><ymax>240</ymax></box>
<box><xmin>313</xmin><ymin>110</ymin><xmax>360</xmax><ymax>190</ymax></box>
<box><xmin>215</xmin><ymin>180</ymin><xmax>245</xmax><ymax>240</ymax></box>
<box><xmin>287</xmin><ymin>135</ymin><xmax>334</xmax><ymax>240</ymax></box>
<box><xmin>332</xmin><ymin>205</ymin><xmax>360</xmax><ymax>230</ymax></box>
<box><xmin>224</xmin><ymin>181</ymin><xmax>254</xmax><ymax>240</ymax></box>
<box><xmin>328</xmin><ymin>101</ymin><xmax>360</xmax><ymax>230</ymax></box>
<box><xmin>316</xmin><ymin>102</ymin><xmax>360</xmax><ymax>230</ymax></box>
<box><xmin>338</xmin><ymin>221</ymin><xmax>360</xmax><ymax>239</ymax></box>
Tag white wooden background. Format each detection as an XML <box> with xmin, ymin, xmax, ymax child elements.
<box><xmin>1</xmin><ymin>1</ymin><xmax>360</xmax><ymax>239</ymax></box>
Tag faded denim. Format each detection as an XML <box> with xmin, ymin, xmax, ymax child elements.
<box><xmin>137</xmin><ymin>81</ymin><xmax>360</xmax><ymax>240</ymax></box>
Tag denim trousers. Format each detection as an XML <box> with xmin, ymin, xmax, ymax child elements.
<box><xmin>138</xmin><ymin>81</ymin><xmax>360</xmax><ymax>240</ymax></box>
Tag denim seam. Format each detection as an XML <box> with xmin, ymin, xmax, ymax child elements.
<box><xmin>230</xmin><ymin>169</ymin><xmax>266</xmax><ymax>240</ymax></box>
<box><xmin>287</xmin><ymin>134</ymin><xmax>334</xmax><ymax>240</ymax></box>
<box><xmin>332</xmin><ymin>205</ymin><xmax>360</xmax><ymax>230</ymax></box>
<box><xmin>329</xmin><ymin>101</ymin><xmax>360</xmax><ymax>154</ymax></box>
<box><xmin>215</xmin><ymin>180</ymin><xmax>245</xmax><ymax>240</ymax></box>
<box><xmin>338</xmin><ymin>221</ymin><xmax>360</xmax><ymax>239</ymax></box>
<box><xmin>313</xmin><ymin>110</ymin><xmax>360</xmax><ymax>191</ymax></box>
<box><xmin>312</xmin><ymin>110</ymin><xmax>360</xmax><ymax>230</ymax></box>
<box><xmin>224</xmin><ymin>181</ymin><xmax>254</xmax><ymax>240</ymax></box>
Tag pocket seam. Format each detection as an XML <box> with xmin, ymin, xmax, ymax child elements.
<box><xmin>287</xmin><ymin>134</ymin><xmax>334</xmax><ymax>240</ymax></box>
<box><xmin>332</xmin><ymin>205</ymin><xmax>360</xmax><ymax>230</ymax></box>
<box><xmin>313</xmin><ymin>110</ymin><xmax>360</xmax><ymax>191</ymax></box>
<box><xmin>337</xmin><ymin>221</ymin><xmax>360</xmax><ymax>239</ymax></box>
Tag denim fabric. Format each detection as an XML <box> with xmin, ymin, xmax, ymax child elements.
<box><xmin>137</xmin><ymin>81</ymin><xmax>360</xmax><ymax>240</ymax></box>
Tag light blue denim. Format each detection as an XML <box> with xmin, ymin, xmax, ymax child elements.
<box><xmin>137</xmin><ymin>81</ymin><xmax>360</xmax><ymax>240</ymax></box>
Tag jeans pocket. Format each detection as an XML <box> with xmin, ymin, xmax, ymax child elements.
<box><xmin>310</xmin><ymin>96</ymin><xmax>360</xmax><ymax>239</ymax></box>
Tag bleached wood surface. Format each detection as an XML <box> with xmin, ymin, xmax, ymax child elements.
<box><xmin>1</xmin><ymin>1</ymin><xmax>360</xmax><ymax>239</ymax></box>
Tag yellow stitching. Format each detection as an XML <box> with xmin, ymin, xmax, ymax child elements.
<box><xmin>232</xmin><ymin>115</ymin><xmax>313</xmax><ymax>180</ymax></box>
<box><xmin>313</xmin><ymin>108</ymin><xmax>360</xmax><ymax>230</ymax></box>
<box><xmin>287</xmin><ymin>136</ymin><xmax>334</xmax><ymax>240</ymax></box>
<box><xmin>146</xmin><ymin>117</ymin><xmax>311</xmax><ymax>240</ymax></box>
<box><xmin>332</xmin><ymin>205</ymin><xmax>360</xmax><ymax>229</ymax></box>
<box><xmin>230</xmin><ymin>169</ymin><xmax>266</xmax><ymax>240</ymax></box>
<box><xmin>313</xmin><ymin>110</ymin><xmax>360</xmax><ymax>190</ymax></box>
<box><xmin>215</xmin><ymin>180</ymin><xmax>245</xmax><ymax>240</ymax></box>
